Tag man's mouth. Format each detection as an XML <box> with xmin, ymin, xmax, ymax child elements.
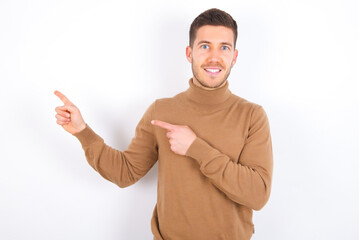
<box><xmin>204</xmin><ymin>68</ymin><xmax>222</xmax><ymax>75</ymax></box>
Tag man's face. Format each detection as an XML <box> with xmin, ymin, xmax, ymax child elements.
<box><xmin>186</xmin><ymin>25</ymin><xmax>238</xmax><ymax>88</ymax></box>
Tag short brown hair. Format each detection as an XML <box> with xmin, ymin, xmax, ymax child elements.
<box><xmin>189</xmin><ymin>8</ymin><xmax>238</xmax><ymax>48</ymax></box>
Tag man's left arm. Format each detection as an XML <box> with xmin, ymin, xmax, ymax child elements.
<box><xmin>186</xmin><ymin>105</ymin><xmax>273</xmax><ymax>210</ymax></box>
<box><xmin>151</xmin><ymin>105</ymin><xmax>273</xmax><ymax>210</ymax></box>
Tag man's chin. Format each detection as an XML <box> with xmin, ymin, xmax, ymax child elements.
<box><xmin>208</xmin><ymin>77</ymin><xmax>227</xmax><ymax>87</ymax></box>
<box><xmin>192</xmin><ymin>71</ymin><xmax>228</xmax><ymax>89</ymax></box>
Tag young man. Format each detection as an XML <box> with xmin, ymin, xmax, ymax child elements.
<box><xmin>55</xmin><ymin>8</ymin><xmax>273</xmax><ymax>240</ymax></box>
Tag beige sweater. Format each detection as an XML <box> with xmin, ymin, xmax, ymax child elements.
<box><xmin>74</xmin><ymin>78</ymin><xmax>273</xmax><ymax>240</ymax></box>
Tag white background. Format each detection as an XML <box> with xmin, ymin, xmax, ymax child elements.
<box><xmin>1</xmin><ymin>0</ymin><xmax>358</xmax><ymax>239</ymax></box>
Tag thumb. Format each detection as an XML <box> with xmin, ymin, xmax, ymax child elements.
<box><xmin>59</xmin><ymin>105</ymin><xmax>77</xmax><ymax>113</ymax></box>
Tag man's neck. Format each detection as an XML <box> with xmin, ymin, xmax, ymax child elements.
<box><xmin>192</xmin><ymin>77</ymin><xmax>227</xmax><ymax>91</ymax></box>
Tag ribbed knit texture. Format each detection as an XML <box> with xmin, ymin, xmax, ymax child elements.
<box><xmin>74</xmin><ymin>78</ymin><xmax>273</xmax><ymax>240</ymax></box>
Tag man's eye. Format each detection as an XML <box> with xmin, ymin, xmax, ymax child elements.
<box><xmin>221</xmin><ymin>46</ymin><xmax>229</xmax><ymax>50</ymax></box>
<box><xmin>201</xmin><ymin>45</ymin><xmax>209</xmax><ymax>49</ymax></box>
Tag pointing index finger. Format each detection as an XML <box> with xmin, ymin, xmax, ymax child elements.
<box><xmin>151</xmin><ymin>120</ymin><xmax>175</xmax><ymax>131</ymax></box>
<box><xmin>54</xmin><ymin>90</ymin><xmax>72</xmax><ymax>105</ymax></box>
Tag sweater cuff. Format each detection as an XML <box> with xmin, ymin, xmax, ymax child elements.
<box><xmin>185</xmin><ymin>137</ymin><xmax>218</xmax><ymax>165</ymax></box>
<box><xmin>73</xmin><ymin>124</ymin><xmax>103</xmax><ymax>148</ymax></box>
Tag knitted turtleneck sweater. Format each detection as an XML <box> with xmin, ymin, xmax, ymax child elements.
<box><xmin>74</xmin><ymin>78</ymin><xmax>273</xmax><ymax>240</ymax></box>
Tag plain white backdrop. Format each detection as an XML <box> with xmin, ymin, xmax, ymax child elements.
<box><xmin>1</xmin><ymin>0</ymin><xmax>359</xmax><ymax>239</ymax></box>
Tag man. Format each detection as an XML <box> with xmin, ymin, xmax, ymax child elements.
<box><xmin>54</xmin><ymin>8</ymin><xmax>273</xmax><ymax>240</ymax></box>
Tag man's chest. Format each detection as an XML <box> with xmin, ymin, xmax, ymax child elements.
<box><xmin>154</xmin><ymin>101</ymin><xmax>252</xmax><ymax>163</ymax></box>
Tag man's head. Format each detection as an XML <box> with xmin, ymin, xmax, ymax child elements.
<box><xmin>186</xmin><ymin>8</ymin><xmax>239</xmax><ymax>89</ymax></box>
<box><xmin>189</xmin><ymin>8</ymin><xmax>238</xmax><ymax>48</ymax></box>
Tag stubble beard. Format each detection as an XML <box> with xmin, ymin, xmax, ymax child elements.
<box><xmin>191</xmin><ymin>60</ymin><xmax>232</xmax><ymax>89</ymax></box>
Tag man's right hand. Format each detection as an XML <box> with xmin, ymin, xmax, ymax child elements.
<box><xmin>54</xmin><ymin>90</ymin><xmax>86</xmax><ymax>135</ymax></box>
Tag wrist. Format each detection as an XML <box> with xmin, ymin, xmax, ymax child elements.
<box><xmin>76</xmin><ymin>123</ymin><xmax>87</xmax><ymax>134</ymax></box>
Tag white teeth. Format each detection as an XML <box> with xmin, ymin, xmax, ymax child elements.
<box><xmin>205</xmin><ymin>68</ymin><xmax>220</xmax><ymax>73</ymax></box>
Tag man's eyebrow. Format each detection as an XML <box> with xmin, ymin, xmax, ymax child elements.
<box><xmin>197</xmin><ymin>41</ymin><xmax>211</xmax><ymax>45</ymax></box>
<box><xmin>196</xmin><ymin>40</ymin><xmax>233</xmax><ymax>47</ymax></box>
<box><xmin>221</xmin><ymin>42</ymin><xmax>233</xmax><ymax>47</ymax></box>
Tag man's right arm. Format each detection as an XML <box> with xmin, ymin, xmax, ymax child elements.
<box><xmin>54</xmin><ymin>91</ymin><xmax>158</xmax><ymax>188</ymax></box>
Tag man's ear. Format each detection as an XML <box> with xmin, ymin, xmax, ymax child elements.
<box><xmin>231</xmin><ymin>49</ymin><xmax>239</xmax><ymax>66</ymax></box>
<box><xmin>186</xmin><ymin>46</ymin><xmax>192</xmax><ymax>63</ymax></box>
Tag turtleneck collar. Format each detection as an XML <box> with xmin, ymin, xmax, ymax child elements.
<box><xmin>184</xmin><ymin>78</ymin><xmax>232</xmax><ymax>105</ymax></box>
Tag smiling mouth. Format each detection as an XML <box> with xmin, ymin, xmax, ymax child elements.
<box><xmin>204</xmin><ymin>68</ymin><xmax>222</xmax><ymax>74</ymax></box>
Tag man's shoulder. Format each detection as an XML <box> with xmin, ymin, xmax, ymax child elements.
<box><xmin>152</xmin><ymin>92</ymin><xmax>184</xmax><ymax>105</ymax></box>
<box><xmin>230</xmin><ymin>93</ymin><xmax>264</xmax><ymax>111</ymax></box>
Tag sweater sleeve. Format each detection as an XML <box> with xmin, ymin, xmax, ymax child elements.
<box><xmin>185</xmin><ymin>105</ymin><xmax>273</xmax><ymax>210</ymax></box>
<box><xmin>73</xmin><ymin>101</ymin><xmax>158</xmax><ymax>188</ymax></box>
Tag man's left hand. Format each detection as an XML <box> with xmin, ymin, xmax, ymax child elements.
<box><xmin>151</xmin><ymin>120</ymin><xmax>197</xmax><ymax>155</ymax></box>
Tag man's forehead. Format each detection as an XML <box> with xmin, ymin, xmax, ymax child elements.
<box><xmin>194</xmin><ymin>25</ymin><xmax>235</xmax><ymax>45</ymax></box>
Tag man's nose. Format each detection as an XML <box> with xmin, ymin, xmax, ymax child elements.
<box><xmin>208</xmin><ymin>48</ymin><xmax>221</xmax><ymax>61</ymax></box>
